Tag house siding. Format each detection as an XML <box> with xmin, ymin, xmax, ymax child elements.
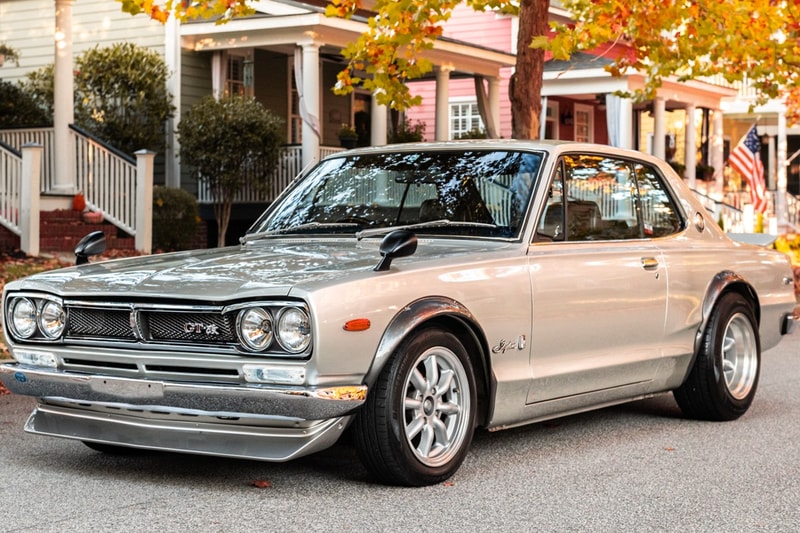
<box><xmin>405</xmin><ymin>4</ymin><xmax>515</xmax><ymax>139</ymax></box>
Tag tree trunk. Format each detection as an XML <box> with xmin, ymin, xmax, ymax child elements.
<box><xmin>214</xmin><ymin>198</ymin><xmax>233</xmax><ymax>248</ymax></box>
<box><xmin>510</xmin><ymin>0</ymin><xmax>550</xmax><ymax>140</ymax></box>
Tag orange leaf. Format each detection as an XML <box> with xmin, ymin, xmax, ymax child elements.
<box><xmin>251</xmin><ymin>479</ymin><xmax>272</xmax><ymax>488</ymax></box>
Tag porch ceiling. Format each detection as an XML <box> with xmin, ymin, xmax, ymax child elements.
<box><xmin>180</xmin><ymin>13</ymin><xmax>516</xmax><ymax>78</ymax></box>
<box><xmin>543</xmin><ymin>67</ymin><xmax>737</xmax><ymax>110</ymax></box>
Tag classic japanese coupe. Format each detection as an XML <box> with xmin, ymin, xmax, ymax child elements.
<box><xmin>2</xmin><ymin>141</ymin><xmax>796</xmax><ymax>486</ymax></box>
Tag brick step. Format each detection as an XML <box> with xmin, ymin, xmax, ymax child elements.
<box><xmin>40</xmin><ymin>209</ymin><xmax>135</xmax><ymax>253</ymax></box>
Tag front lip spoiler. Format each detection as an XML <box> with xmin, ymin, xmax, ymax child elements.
<box><xmin>0</xmin><ymin>363</ymin><xmax>366</xmax><ymax>420</ymax></box>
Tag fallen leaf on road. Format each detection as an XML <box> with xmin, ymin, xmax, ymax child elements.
<box><xmin>251</xmin><ymin>479</ymin><xmax>272</xmax><ymax>489</ymax></box>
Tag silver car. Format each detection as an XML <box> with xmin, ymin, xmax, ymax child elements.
<box><xmin>1</xmin><ymin>141</ymin><xmax>796</xmax><ymax>486</ymax></box>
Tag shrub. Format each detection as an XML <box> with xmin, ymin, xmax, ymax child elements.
<box><xmin>177</xmin><ymin>95</ymin><xmax>284</xmax><ymax>247</ymax></box>
<box><xmin>19</xmin><ymin>43</ymin><xmax>174</xmax><ymax>155</ymax></box>
<box><xmin>152</xmin><ymin>186</ymin><xmax>199</xmax><ymax>252</ymax></box>
<box><xmin>390</xmin><ymin>117</ymin><xmax>425</xmax><ymax>143</ymax></box>
<box><xmin>0</xmin><ymin>80</ymin><xmax>50</xmax><ymax>128</ymax></box>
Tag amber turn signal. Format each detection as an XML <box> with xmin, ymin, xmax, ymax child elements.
<box><xmin>343</xmin><ymin>318</ymin><xmax>371</xmax><ymax>331</ymax></box>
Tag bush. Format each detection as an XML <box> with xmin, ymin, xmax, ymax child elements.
<box><xmin>152</xmin><ymin>186</ymin><xmax>199</xmax><ymax>252</ymax></box>
<box><xmin>390</xmin><ymin>117</ymin><xmax>425</xmax><ymax>143</ymax></box>
<box><xmin>19</xmin><ymin>43</ymin><xmax>174</xmax><ymax>155</ymax></box>
<box><xmin>178</xmin><ymin>95</ymin><xmax>284</xmax><ymax>247</ymax></box>
<box><xmin>0</xmin><ymin>80</ymin><xmax>50</xmax><ymax>128</ymax></box>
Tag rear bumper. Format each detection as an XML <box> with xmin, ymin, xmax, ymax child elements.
<box><xmin>781</xmin><ymin>311</ymin><xmax>797</xmax><ymax>336</ymax></box>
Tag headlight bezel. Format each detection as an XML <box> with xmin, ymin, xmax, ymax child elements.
<box><xmin>231</xmin><ymin>302</ymin><xmax>313</xmax><ymax>357</ymax></box>
<box><xmin>5</xmin><ymin>294</ymin><xmax>66</xmax><ymax>342</ymax></box>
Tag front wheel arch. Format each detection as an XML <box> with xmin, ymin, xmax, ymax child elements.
<box><xmin>367</xmin><ymin>298</ymin><xmax>492</xmax><ymax>427</ymax></box>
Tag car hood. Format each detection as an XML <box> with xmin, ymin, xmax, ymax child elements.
<box><xmin>11</xmin><ymin>238</ymin><xmax>512</xmax><ymax>301</ymax></box>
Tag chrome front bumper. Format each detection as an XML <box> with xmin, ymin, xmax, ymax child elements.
<box><xmin>0</xmin><ymin>363</ymin><xmax>366</xmax><ymax>461</ymax></box>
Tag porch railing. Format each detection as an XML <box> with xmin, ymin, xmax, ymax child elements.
<box><xmin>0</xmin><ymin>127</ymin><xmax>54</xmax><ymax>190</ymax></box>
<box><xmin>0</xmin><ymin>141</ymin><xmax>22</xmax><ymax>236</ymax></box>
<box><xmin>196</xmin><ymin>145</ymin><xmax>345</xmax><ymax>205</ymax></box>
<box><xmin>71</xmin><ymin>125</ymin><xmax>138</xmax><ymax>235</ymax></box>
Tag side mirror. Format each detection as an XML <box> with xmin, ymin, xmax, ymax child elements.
<box><xmin>74</xmin><ymin>231</ymin><xmax>106</xmax><ymax>265</ymax></box>
<box><xmin>374</xmin><ymin>230</ymin><xmax>417</xmax><ymax>272</ymax></box>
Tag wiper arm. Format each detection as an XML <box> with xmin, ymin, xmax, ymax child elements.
<box><xmin>241</xmin><ymin>222</ymin><xmax>361</xmax><ymax>243</ymax></box>
<box><xmin>356</xmin><ymin>219</ymin><xmax>497</xmax><ymax>240</ymax></box>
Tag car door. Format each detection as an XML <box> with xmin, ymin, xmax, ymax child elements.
<box><xmin>526</xmin><ymin>153</ymin><xmax>672</xmax><ymax>406</ymax></box>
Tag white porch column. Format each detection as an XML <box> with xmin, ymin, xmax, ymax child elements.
<box><xmin>370</xmin><ymin>93</ymin><xmax>387</xmax><ymax>146</ymax></box>
<box><xmin>435</xmin><ymin>65</ymin><xmax>453</xmax><ymax>141</ymax></box>
<box><xmin>53</xmin><ymin>0</ymin><xmax>75</xmax><ymax>193</ymax></box>
<box><xmin>711</xmin><ymin>109</ymin><xmax>724</xmax><ymax>195</ymax></box>
<box><xmin>617</xmin><ymin>98</ymin><xmax>633</xmax><ymax>149</ymax></box>
<box><xmin>164</xmin><ymin>15</ymin><xmax>181</xmax><ymax>188</ymax></box>
<box><xmin>301</xmin><ymin>43</ymin><xmax>321</xmax><ymax>168</ymax></box>
<box><xmin>652</xmin><ymin>97</ymin><xmax>666</xmax><ymax>160</ymax></box>
<box><xmin>488</xmin><ymin>76</ymin><xmax>501</xmax><ymax>138</ymax></box>
<box><xmin>767</xmin><ymin>134</ymin><xmax>776</xmax><ymax>190</ymax></box>
<box><xmin>685</xmin><ymin>104</ymin><xmax>697</xmax><ymax>188</ymax></box>
<box><xmin>134</xmin><ymin>150</ymin><xmax>155</xmax><ymax>255</ymax></box>
<box><xmin>20</xmin><ymin>144</ymin><xmax>43</xmax><ymax>257</ymax></box>
<box><xmin>777</xmin><ymin>112</ymin><xmax>788</xmax><ymax>229</ymax></box>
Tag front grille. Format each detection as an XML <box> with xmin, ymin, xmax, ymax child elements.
<box><xmin>64</xmin><ymin>303</ymin><xmax>237</xmax><ymax>348</ymax></box>
<box><xmin>146</xmin><ymin>311</ymin><xmax>236</xmax><ymax>344</ymax></box>
<box><xmin>68</xmin><ymin>308</ymin><xmax>135</xmax><ymax>340</ymax></box>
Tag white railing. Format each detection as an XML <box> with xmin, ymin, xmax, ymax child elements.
<box><xmin>197</xmin><ymin>145</ymin><xmax>345</xmax><ymax>204</ymax></box>
<box><xmin>0</xmin><ymin>127</ymin><xmax>55</xmax><ymax>191</ymax></box>
<box><xmin>71</xmin><ymin>126</ymin><xmax>137</xmax><ymax>235</ymax></box>
<box><xmin>0</xmin><ymin>142</ymin><xmax>22</xmax><ymax>236</ymax></box>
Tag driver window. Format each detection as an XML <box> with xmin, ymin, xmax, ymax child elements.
<box><xmin>536</xmin><ymin>154</ymin><xmax>643</xmax><ymax>242</ymax></box>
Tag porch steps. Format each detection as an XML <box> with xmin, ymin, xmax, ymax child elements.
<box><xmin>39</xmin><ymin>209</ymin><xmax>135</xmax><ymax>254</ymax></box>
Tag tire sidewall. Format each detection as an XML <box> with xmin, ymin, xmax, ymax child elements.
<box><xmin>385</xmin><ymin>328</ymin><xmax>477</xmax><ymax>483</ymax></box>
<box><xmin>706</xmin><ymin>293</ymin><xmax>760</xmax><ymax>415</ymax></box>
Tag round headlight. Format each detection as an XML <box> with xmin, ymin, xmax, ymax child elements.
<box><xmin>237</xmin><ymin>307</ymin><xmax>274</xmax><ymax>351</ymax></box>
<box><xmin>9</xmin><ymin>297</ymin><xmax>37</xmax><ymax>339</ymax></box>
<box><xmin>276</xmin><ymin>307</ymin><xmax>311</xmax><ymax>353</ymax></box>
<box><xmin>39</xmin><ymin>300</ymin><xmax>66</xmax><ymax>339</ymax></box>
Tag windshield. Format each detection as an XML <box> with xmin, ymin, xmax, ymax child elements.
<box><xmin>247</xmin><ymin>149</ymin><xmax>544</xmax><ymax>240</ymax></box>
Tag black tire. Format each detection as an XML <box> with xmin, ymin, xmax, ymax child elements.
<box><xmin>354</xmin><ymin>328</ymin><xmax>477</xmax><ymax>486</ymax></box>
<box><xmin>674</xmin><ymin>292</ymin><xmax>760</xmax><ymax>421</ymax></box>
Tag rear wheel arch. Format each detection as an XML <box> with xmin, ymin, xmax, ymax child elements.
<box><xmin>696</xmin><ymin>272</ymin><xmax>760</xmax><ymax>354</ymax></box>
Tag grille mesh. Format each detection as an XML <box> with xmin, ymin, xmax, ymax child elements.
<box><xmin>67</xmin><ymin>308</ymin><xmax>135</xmax><ymax>339</ymax></box>
<box><xmin>146</xmin><ymin>312</ymin><xmax>236</xmax><ymax>344</ymax></box>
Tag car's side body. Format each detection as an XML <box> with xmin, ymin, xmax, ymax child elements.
<box><xmin>1</xmin><ymin>141</ymin><xmax>795</xmax><ymax>485</ymax></box>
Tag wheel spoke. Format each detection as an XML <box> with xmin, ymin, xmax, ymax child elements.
<box><xmin>722</xmin><ymin>334</ymin><xmax>736</xmax><ymax>354</ymax></box>
<box><xmin>404</xmin><ymin>397</ymin><xmax>422</xmax><ymax>410</ymax></box>
<box><xmin>417</xmin><ymin>424</ymin><xmax>434</xmax><ymax>457</ymax></box>
<box><xmin>406</xmin><ymin>415</ymin><xmax>425</xmax><ymax>440</ymax></box>
<box><xmin>435</xmin><ymin>369</ymin><xmax>454</xmax><ymax>398</ymax></box>
<box><xmin>431</xmin><ymin>416</ymin><xmax>450</xmax><ymax>447</ymax></box>
<box><xmin>409</xmin><ymin>368</ymin><xmax>427</xmax><ymax>394</ymax></box>
<box><xmin>438</xmin><ymin>400</ymin><xmax>460</xmax><ymax>416</ymax></box>
<box><xmin>424</xmin><ymin>354</ymin><xmax>440</xmax><ymax>391</ymax></box>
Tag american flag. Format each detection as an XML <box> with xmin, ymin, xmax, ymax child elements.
<box><xmin>728</xmin><ymin>125</ymin><xmax>768</xmax><ymax>213</ymax></box>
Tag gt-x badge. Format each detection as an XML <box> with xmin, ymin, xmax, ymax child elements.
<box><xmin>491</xmin><ymin>335</ymin><xmax>526</xmax><ymax>354</ymax></box>
<box><xmin>184</xmin><ymin>322</ymin><xmax>220</xmax><ymax>335</ymax></box>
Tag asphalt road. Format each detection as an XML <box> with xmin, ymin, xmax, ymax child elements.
<box><xmin>1</xmin><ymin>331</ymin><xmax>799</xmax><ymax>533</ymax></box>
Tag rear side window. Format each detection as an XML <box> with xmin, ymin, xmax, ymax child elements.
<box><xmin>536</xmin><ymin>153</ymin><xmax>683</xmax><ymax>242</ymax></box>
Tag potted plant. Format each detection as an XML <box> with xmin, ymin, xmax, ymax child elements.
<box><xmin>0</xmin><ymin>43</ymin><xmax>20</xmax><ymax>68</ymax></box>
<box><xmin>338</xmin><ymin>123</ymin><xmax>358</xmax><ymax>148</ymax></box>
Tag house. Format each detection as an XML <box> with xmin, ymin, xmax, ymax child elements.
<box><xmin>403</xmin><ymin>3</ymin><xmax>800</xmax><ymax>233</ymax></box>
<box><xmin>0</xmin><ymin>0</ymin><xmax>515</xmax><ymax>249</ymax></box>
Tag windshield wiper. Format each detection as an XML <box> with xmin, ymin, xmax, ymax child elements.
<box><xmin>241</xmin><ymin>222</ymin><xmax>361</xmax><ymax>243</ymax></box>
<box><xmin>356</xmin><ymin>219</ymin><xmax>497</xmax><ymax>240</ymax></box>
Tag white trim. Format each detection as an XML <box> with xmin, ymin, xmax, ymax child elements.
<box><xmin>574</xmin><ymin>103</ymin><xmax>593</xmax><ymax>143</ymax></box>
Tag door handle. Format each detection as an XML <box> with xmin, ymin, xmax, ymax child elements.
<box><xmin>641</xmin><ymin>257</ymin><xmax>659</xmax><ymax>271</ymax></box>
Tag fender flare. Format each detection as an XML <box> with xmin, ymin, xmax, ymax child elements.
<box><xmin>688</xmin><ymin>270</ymin><xmax>760</xmax><ymax>371</ymax></box>
<box><xmin>364</xmin><ymin>296</ymin><xmax>492</xmax><ymax>421</ymax></box>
